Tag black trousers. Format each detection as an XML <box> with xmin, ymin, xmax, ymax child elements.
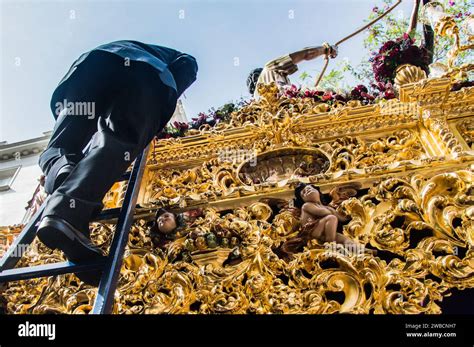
<box><xmin>39</xmin><ymin>51</ymin><xmax>174</xmax><ymax>231</ymax></box>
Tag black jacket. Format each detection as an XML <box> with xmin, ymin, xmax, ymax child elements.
<box><xmin>51</xmin><ymin>40</ymin><xmax>197</xmax><ymax>116</ymax></box>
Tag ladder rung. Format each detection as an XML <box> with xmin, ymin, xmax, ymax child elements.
<box><xmin>0</xmin><ymin>259</ymin><xmax>106</xmax><ymax>283</ymax></box>
<box><xmin>92</xmin><ymin>206</ymin><xmax>152</xmax><ymax>223</ymax></box>
<box><xmin>93</xmin><ymin>207</ymin><xmax>122</xmax><ymax>221</ymax></box>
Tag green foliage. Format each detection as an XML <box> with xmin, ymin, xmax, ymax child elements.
<box><xmin>297</xmin><ymin>0</ymin><xmax>473</xmax><ymax>89</ymax></box>
<box><xmin>298</xmin><ymin>60</ymin><xmax>352</xmax><ymax>91</ymax></box>
<box><xmin>365</xmin><ymin>0</ymin><xmax>472</xmax><ymax>64</ymax></box>
<box><xmin>318</xmin><ymin>61</ymin><xmax>351</xmax><ymax>91</ymax></box>
<box><xmin>299</xmin><ymin>71</ymin><xmax>311</xmax><ymax>82</ymax></box>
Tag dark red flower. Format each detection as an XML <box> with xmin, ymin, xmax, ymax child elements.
<box><xmin>333</xmin><ymin>94</ymin><xmax>347</xmax><ymax>102</ymax></box>
<box><xmin>322</xmin><ymin>91</ymin><xmax>334</xmax><ymax>101</ymax></box>
<box><xmin>360</xmin><ymin>92</ymin><xmax>375</xmax><ymax>100</ymax></box>
<box><xmin>173</xmin><ymin>121</ymin><xmax>189</xmax><ymax>130</ymax></box>
<box><xmin>388</xmin><ymin>47</ymin><xmax>401</xmax><ymax>58</ymax></box>
<box><xmin>284</xmin><ymin>84</ymin><xmax>301</xmax><ymax>98</ymax></box>
<box><xmin>380</xmin><ymin>40</ymin><xmax>396</xmax><ymax>54</ymax></box>
<box><xmin>384</xmin><ymin>90</ymin><xmax>396</xmax><ymax>99</ymax></box>
<box><xmin>350</xmin><ymin>84</ymin><xmax>368</xmax><ymax>99</ymax></box>
<box><xmin>372</xmin><ymin>34</ymin><xmax>429</xmax><ymax>83</ymax></box>
<box><xmin>400</xmin><ymin>45</ymin><xmax>419</xmax><ymax>64</ymax></box>
<box><xmin>303</xmin><ymin>89</ymin><xmax>316</xmax><ymax>98</ymax></box>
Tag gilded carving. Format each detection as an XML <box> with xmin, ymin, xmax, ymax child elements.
<box><xmin>1</xmin><ymin>168</ymin><xmax>472</xmax><ymax>314</ymax></box>
<box><xmin>458</xmin><ymin>119</ymin><xmax>474</xmax><ymax>149</ymax></box>
<box><xmin>1</xmin><ymin>71</ymin><xmax>473</xmax><ymax>314</ymax></box>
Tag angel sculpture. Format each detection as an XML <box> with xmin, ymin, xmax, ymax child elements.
<box><xmin>279</xmin><ymin>182</ymin><xmax>376</xmax><ymax>259</ymax></box>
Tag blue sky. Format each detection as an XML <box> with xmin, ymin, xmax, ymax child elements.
<box><xmin>0</xmin><ymin>0</ymin><xmax>414</xmax><ymax>143</ymax></box>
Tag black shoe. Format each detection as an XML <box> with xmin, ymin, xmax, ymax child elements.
<box><xmin>44</xmin><ymin>156</ymin><xmax>77</xmax><ymax>195</ymax></box>
<box><xmin>37</xmin><ymin>216</ymin><xmax>105</xmax><ymax>285</ymax></box>
<box><xmin>73</xmin><ymin>265</ymin><xmax>105</xmax><ymax>287</ymax></box>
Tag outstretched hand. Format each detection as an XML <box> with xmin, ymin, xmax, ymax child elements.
<box><xmin>291</xmin><ymin>44</ymin><xmax>339</xmax><ymax>65</ymax></box>
<box><xmin>327</xmin><ymin>45</ymin><xmax>338</xmax><ymax>59</ymax></box>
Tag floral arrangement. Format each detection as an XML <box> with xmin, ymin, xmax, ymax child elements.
<box><xmin>283</xmin><ymin>81</ymin><xmax>396</xmax><ymax>105</ymax></box>
<box><xmin>156</xmin><ymin>100</ymin><xmax>247</xmax><ymax>139</ymax></box>
<box><xmin>370</xmin><ymin>33</ymin><xmax>431</xmax><ymax>83</ymax></box>
<box><xmin>157</xmin><ymin>82</ymin><xmax>399</xmax><ymax>140</ymax></box>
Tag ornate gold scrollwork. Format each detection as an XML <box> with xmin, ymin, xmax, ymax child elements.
<box><xmin>1</xmin><ymin>168</ymin><xmax>472</xmax><ymax>314</ymax></box>
<box><xmin>1</xmin><ymin>65</ymin><xmax>473</xmax><ymax>314</ymax></box>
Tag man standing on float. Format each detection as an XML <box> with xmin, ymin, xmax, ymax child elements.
<box><xmin>36</xmin><ymin>40</ymin><xmax>198</xmax><ymax>284</ymax></box>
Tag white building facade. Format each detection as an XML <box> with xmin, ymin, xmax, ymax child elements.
<box><xmin>0</xmin><ymin>131</ymin><xmax>51</xmax><ymax>226</ymax></box>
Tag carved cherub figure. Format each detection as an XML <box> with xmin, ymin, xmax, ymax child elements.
<box><xmin>280</xmin><ymin>182</ymin><xmax>375</xmax><ymax>257</ymax></box>
<box><xmin>148</xmin><ymin>208</ymin><xmax>189</xmax><ymax>248</ymax></box>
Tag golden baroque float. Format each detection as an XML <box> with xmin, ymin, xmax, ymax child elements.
<box><xmin>1</xmin><ymin>72</ymin><xmax>473</xmax><ymax>314</ymax></box>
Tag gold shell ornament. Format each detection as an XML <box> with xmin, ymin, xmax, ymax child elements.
<box><xmin>394</xmin><ymin>64</ymin><xmax>428</xmax><ymax>87</ymax></box>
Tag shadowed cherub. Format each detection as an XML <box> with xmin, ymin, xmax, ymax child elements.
<box><xmin>280</xmin><ymin>182</ymin><xmax>376</xmax><ymax>258</ymax></box>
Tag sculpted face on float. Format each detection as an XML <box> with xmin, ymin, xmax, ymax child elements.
<box><xmin>156</xmin><ymin>211</ymin><xmax>177</xmax><ymax>234</ymax></box>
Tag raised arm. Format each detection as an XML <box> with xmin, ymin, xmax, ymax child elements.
<box><xmin>325</xmin><ymin>205</ymin><xmax>350</xmax><ymax>223</ymax></box>
<box><xmin>302</xmin><ymin>202</ymin><xmax>331</xmax><ymax>218</ymax></box>
<box><xmin>289</xmin><ymin>44</ymin><xmax>338</xmax><ymax>65</ymax></box>
<box><xmin>302</xmin><ymin>202</ymin><xmax>349</xmax><ymax>223</ymax></box>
